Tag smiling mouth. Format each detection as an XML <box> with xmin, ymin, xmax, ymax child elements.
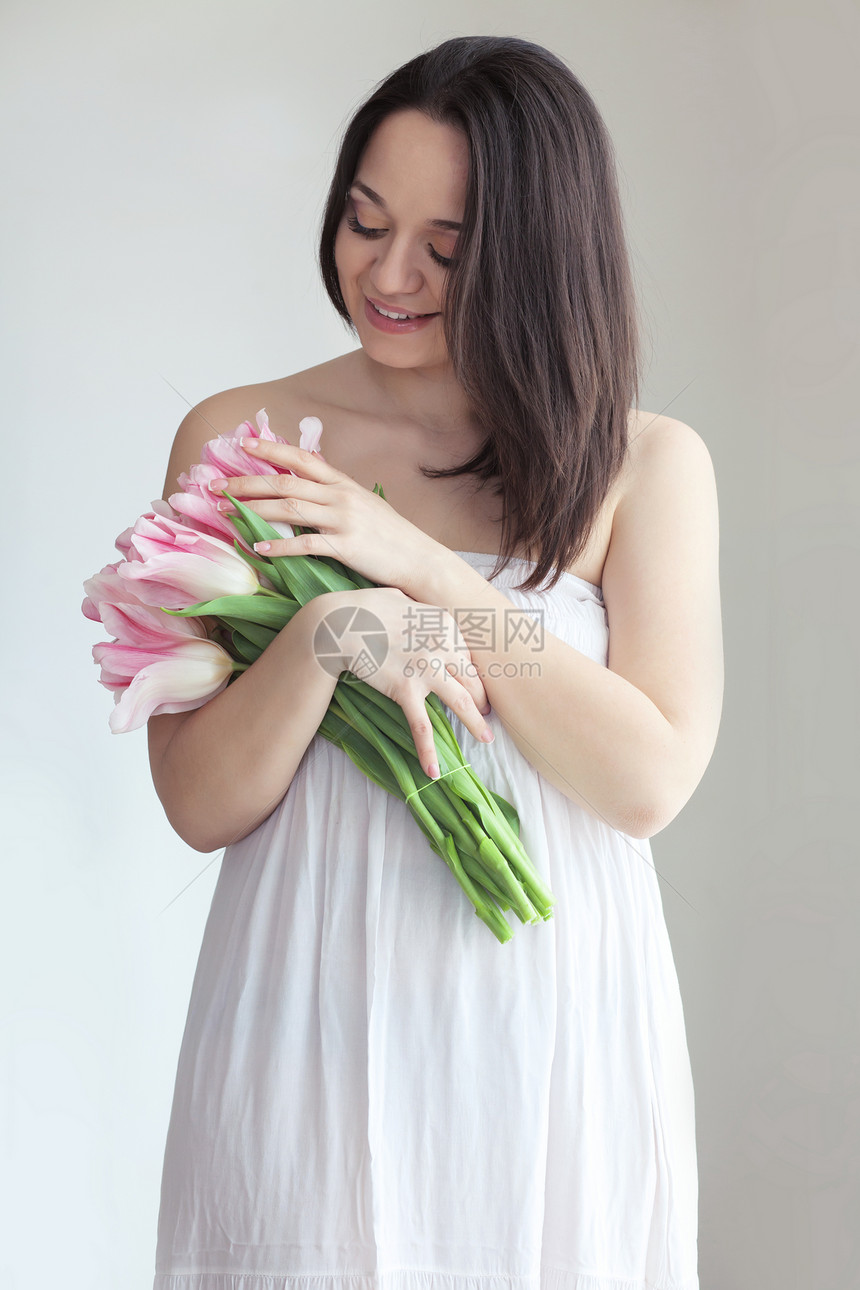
<box><xmin>368</xmin><ymin>299</ymin><xmax>437</xmax><ymax>321</ymax></box>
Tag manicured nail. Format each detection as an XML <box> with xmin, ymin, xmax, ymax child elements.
<box><xmin>208</xmin><ymin>477</ymin><xmax>228</xmax><ymax>492</ymax></box>
<box><xmin>240</xmin><ymin>437</ymin><xmax>258</xmax><ymax>449</ymax></box>
<box><xmin>254</xmin><ymin>542</ymin><xmax>272</xmax><ymax>553</ymax></box>
<box><xmin>428</xmin><ymin>762</ymin><xmax>439</xmax><ymax>779</ymax></box>
<box><xmin>216</xmin><ymin>500</ymin><xmax>233</xmax><ymax>512</ymax></box>
<box><xmin>481</xmin><ymin>727</ymin><xmax>494</xmax><ymax>743</ymax></box>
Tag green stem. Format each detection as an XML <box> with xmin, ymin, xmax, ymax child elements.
<box><xmin>335</xmin><ymin>675</ymin><xmax>549</xmax><ymax>921</ymax></box>
<box><xmin>459</xmin><ymin>853</ymin><xmax>512</xmax><ymax>910</ymax></box>
<box><xmin>439</xmin><ymin>834</ymin><xmax>513</xmax><ymax>944</ymax></box>
<box><xmin>331</xmin><ymin>685</ymin><xmax>512</xmax><ymax>937</ymax></box>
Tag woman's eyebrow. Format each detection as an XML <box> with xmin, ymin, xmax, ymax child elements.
<box><xmin>350</xmin><ymin>180</ymin><xmax>461</xmax><ymax>231</ymax></box>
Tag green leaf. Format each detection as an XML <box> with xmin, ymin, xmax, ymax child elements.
<box><xmin>229</xmin><ymin>631</ymin><xmax>262</xmax><ymax>665</ymax></box>
<box><xmin>166</xmin><ymin>594</ymin><xmax>297</xmax><ymax>629</ymax></box>
<box><xmin>219</xmin><ymin>616</ymin><xmax>278</xmax><ymax>651</ymax></box>
<box><xmin>488</xmin><ymin>790</ymin><xmax>521</xmax><ymax>837</ymax></box>
<box><xmin>289</xmin><ymin>527</ymin><xmax>378</xmax><ymax>590</ymax></box>
<box><xmin>320</xmin><ymin>719</ymin><xmax>400</xmax><ymax>798</ymax></box>
<box><xmin>224</xmin><ymin>495</ymin><xmax>358</xmax><ymax>603</ymax></box>
<box><xmin>230</xmin><ymin>539</ymin><xmax>292</xmax><ymax>595</ymax></box>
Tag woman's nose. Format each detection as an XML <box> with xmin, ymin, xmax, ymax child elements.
<box><xmin>368</xmin><ymin>236</ymin><xmax>424</xmax><ymax>297</ymax></box>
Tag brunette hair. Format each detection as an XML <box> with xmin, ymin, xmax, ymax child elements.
<box><xmin>318</xmin><ymin>34</ymin><xmax>642</xmax><ymax>592</ymax></box>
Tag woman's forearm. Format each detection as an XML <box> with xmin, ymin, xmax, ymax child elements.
<box><xmin>416</xmin><ymin>557</ymin><xmax>682</xmax><ymax>839</ymax></box>
<box><xmin>147</xmin><ymin>596</ymin><xmax>339</xmax><ymax>852</ymax></box>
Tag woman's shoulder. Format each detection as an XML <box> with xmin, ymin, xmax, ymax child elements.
<box><xmin>595</xmin><ymin>408</ymin><xmax>713</xmax><ymax>576</ymax></box>
<box><xmin>604</xmin><ymin>406</ymin><xmax>717</xmax><ymax>587</ymax></box>
<box><xmin>183</xmin><ymin>355</ymin><xmax>354</xmax><ymax>436</ymax></box>
<box><xmin>616</xmin><ymin>408</ymin><xmax>712</xmax><ymax>510</ymax></box>
<box><xmin>160</xmin><ymin>357</ymin><xmax>356</xmax><ymax>500</ymax></box>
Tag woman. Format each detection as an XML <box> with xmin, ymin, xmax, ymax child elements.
<box><xmin>148</xmin><ymin>34</ymin><xmax>722</xmax><ymax>1290</ymax></box>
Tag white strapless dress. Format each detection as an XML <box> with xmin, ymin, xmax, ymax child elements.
<box><xmin>152</xmin><ymin>550</ymin><xmax>699</xmax><ymax>1290</ymax></box>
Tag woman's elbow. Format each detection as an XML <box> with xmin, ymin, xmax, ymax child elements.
<box><xmin>154</xmin><ymin>794</ymin><xmax>222</xmax><ymax>854</ymax></box>
<box><xmin>637</xmin><ymin>743</ymin><xmax>717</xmax><ymax>839</ymax></box>
<box><xmin>620</xmin><ymin>799</ymin><xmax>667</xmax><ymax>841</ymax></box>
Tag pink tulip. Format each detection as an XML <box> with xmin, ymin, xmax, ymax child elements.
<box><xmin>198</xmin><ymin>407</ymin><xmax>325</xmax><ymax>479</ymax></box>
<box><xmin>83</xmin><ymin>563</ymin><xmax>208</xmax><ymax>656</ymax></box>
<box><xmin>166</xmin><ymin>409</ymin><xmax>326</xmax><ymax>549</ymax></box>
<box><xmin>200</xmin><ymin>407</ymin><xmax>287</xmax><ymax>479</ymax></box>
<box><xmin>99</xmin><ymin>600</ymin><xmax>205</xmax><ymax>648</ymax></box>
<box><xmin>165</xmin><ymin>410</ymin><xmax>327</xmax><ymax>550</ymax></box>
<box><xmin>93</xmin><ymin>636</ymin><xmax>234</xmax><ymax>733</ymax></box>
<box><xmin>115</xmin><ymin>499</ymin><xmax>176</xmax><ymax>558</ymax></box>
<box><xmin>82</xmin><ymin>561</ymin><xmax>141</xmax><ymax>622</ymax></box>
<box><xmin>298</xmin><ymin>415</ymin><xmax>324</xmax><ymax>457</ymax></box>
<box><xmin>169</xmin><ymin>461</ymin><xmax>252</xmax><ymax>546</ymax></box>
<box><xmin>117</xmin><ymin>511</ymin><xmax>260</xmax><ymax>609</ymax></box>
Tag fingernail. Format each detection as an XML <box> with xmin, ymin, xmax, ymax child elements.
<box><xmin>428</xmin><ymin>762</ymin><xmax>439</xmax><ymax>779</ymax></box>
<box><xmin>481</xmin><ymin>728</ymin><xmax>494</xmax><ymax>743</ymax></box>
<box><xmin>254</xmin><ymin>542</ymin><xmax>271</xmax><ymax>553</ymax></box>
<box><xmin>208</xmin><ymin>477</ymin><xmax>228</xmax><ymax>492</ymax></box>
<box><xmin>216</xmin><ymin>500</ymin><xmax>233</xmax><ymax>512</ymax></box>
<box><xmin>481</xmin><ymin>704</ymin><xmax>491</xmax><ymax>715</ymax></box>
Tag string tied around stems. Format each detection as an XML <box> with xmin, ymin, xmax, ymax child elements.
<box><xmin>405</xmin><ymin>764</ymin><xmax>471</xmax><ymax>804</ymax></box>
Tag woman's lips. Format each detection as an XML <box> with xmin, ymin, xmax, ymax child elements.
<box><xmin>363</xmin><ymin>296</ymin><xmax>439</xmax><ymax>334</ymax></box>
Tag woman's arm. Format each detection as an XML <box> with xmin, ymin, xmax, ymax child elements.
<box><xmin>146</xmin><ymin>394</ymin><xmax>338</xmax><ymax>853</ymax></box>
<box><xmin>147</xmin><ymin>599</ymin><xmax>338</xmax><ymax>853</ymax></box>
<box><xmin>418</xmin><ymin>417</ymin><xmax>724</xmax><ymax>840</ymax></box>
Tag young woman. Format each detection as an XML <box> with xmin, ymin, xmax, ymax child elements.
<box><xmin>148</xmin><ymin>35</ymin><xmax>722</xmax><ymax>1290</ymax></box>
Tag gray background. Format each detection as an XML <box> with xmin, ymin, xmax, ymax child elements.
<box><xmin>2</xmin><ymin>1</ymin><xmax>857</xmax><ymax>1286</ymax></box>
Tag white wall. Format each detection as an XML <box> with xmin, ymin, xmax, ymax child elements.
<box><xmin>2</xmin><ymin>1</ymin><xmax>857</xmax><ymax>1287</ymax></box>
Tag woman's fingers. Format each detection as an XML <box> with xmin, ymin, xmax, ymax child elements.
<box><xmin>446</xmin><ymin>621</ymin><xmax>491</xmax><ymax>715</ymax></box>
<box><xmin>239</xmin><ymin>436</ymin><xmax>338</xmax><ymax>478</ymax></box>
<box><xmin>210</xmin><ymin>472</ymin><xmax>321</xmax><ymax>503</ymax></box>
<box><xmin>382</xmin><ymin>594</ymin><xmax>494</xmax><ymax>772</ymax></box>
<box><xmin>218</xmin><ymin>496</ymin><xmax>329</xmax><ymax>528</ymax></box>
<box><xmin>435</xmin><ymin>666</ymin><xmax>494</xmax><ymax>746</ymax></box>
<box><xmin>402</xmin><ymin>671</ymin><xmax>494</xmax><ymax>782</ymax></box>
<box><xmin>400</xmin><ymin>695</ymin><xmax>443</xmax><ymax>780</ymax></box>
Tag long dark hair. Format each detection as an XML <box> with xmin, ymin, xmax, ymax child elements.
<box><xmin>319</xmin><ymin>35</ymin><xmax>641</xmax><ymax>593</ymax></box>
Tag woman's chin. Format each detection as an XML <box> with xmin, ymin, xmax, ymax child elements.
<box><xmin>354</xmin><ymin>330</ymin><xmax>451</xmax><ymax>375</ymax></box>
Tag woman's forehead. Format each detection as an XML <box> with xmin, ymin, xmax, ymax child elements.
<box><xmin>356</xmin><ymin>110</ymin><xmax>469</xmax><ymax>212</ymax></box>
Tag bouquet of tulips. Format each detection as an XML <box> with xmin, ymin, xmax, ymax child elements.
<box><xmin>82</xmin><ymin>410</ymin><xmax>556</xmax><ymax>943</ymax></box>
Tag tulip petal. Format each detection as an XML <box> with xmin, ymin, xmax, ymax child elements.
<box><xmin>99</xmin><ymin>601</ymin><xmax>205</xmax><ymax>648</ymax></box>
<box><xmin>168</xmin><ymin>487</ymin><xmax>246</xmax><ymax>546</ymax></box>
<box><xmin>299</xmin><ymin>416</ymin><xmax>324</xmax><ymax>455</ymax></box>
<box><xmin>107</xmin><ymin>640</ymin><xmax>234</xmax><ymax>733</ymax></box>
<box><xmin>82</xmin><ymin>562</ymin><xmax>151</xmax><ymax>622</ymax></box>
<box><xmin>119</xmin><ymin>550</ymin><xmax>258</xmax><ymax>607</ymax></box>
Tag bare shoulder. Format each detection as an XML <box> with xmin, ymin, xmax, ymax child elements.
<box><xmin>608</xmin><ymin>407</ymin><xmax>719</xmax><ymax>590</ymax></box>
<box><xmin>160</xmin><ymin>379</ymin><xmax>267</xmax><ymax>501</ymax></box>
<box><xmin>617</xmin><ymin>408</ymin><xmax>715</xmax><ymax>508</ymax></box>
<box><xmin>159</xmin><ymin>357</ymin><xmax>353</xmax><ymax>502</ymax></box>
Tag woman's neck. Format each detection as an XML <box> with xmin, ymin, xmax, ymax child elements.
<box><xmin>351</xmin><ymin>348</ymin><xmax>481</xmax><ymax>444</ymax></box>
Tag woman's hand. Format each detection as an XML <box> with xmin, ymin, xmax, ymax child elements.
<box><xmin>207</xmin><ymin>437</ymin><xmax>443</xmax><ymax>597</ymax></box>
<box><xmin>316</xmin><ymin>586</ymin><xmax>494</xmax><ymax>780</ymax></box>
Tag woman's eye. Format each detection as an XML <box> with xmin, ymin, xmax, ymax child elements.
<box><xmin>346</xmin><ymin>213</ymin><xmax>384</xmax><ymax>239</ymax></box>
<box><xmin>345</xmin><ymin>213</ymin><xmax>452</xmax><ymax>269</ymax></box>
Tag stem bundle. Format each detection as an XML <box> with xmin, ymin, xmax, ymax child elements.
<box><xmin>170</xmin><ymin>493</ymin><xmax>557</xmax><ymax>943</ymax></box>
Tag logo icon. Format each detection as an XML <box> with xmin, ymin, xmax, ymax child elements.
<box><xmin>312</xmin><ymin>602</ymin><xmax>389</xmax><ymax>680</ymax></box>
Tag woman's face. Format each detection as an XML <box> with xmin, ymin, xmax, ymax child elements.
<box><xmin>334</xmin><ymin>109</ymin><xmax>469</xmax><ymax>377</ymax></box>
